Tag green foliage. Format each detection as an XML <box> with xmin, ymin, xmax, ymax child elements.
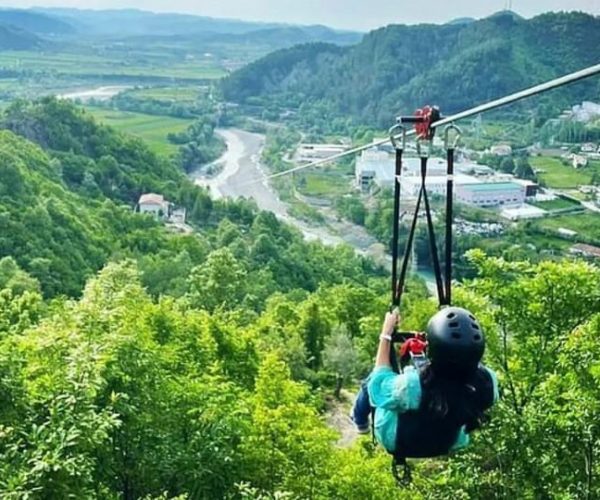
<box><xmin>224</xmin><ymin>12</ymin><xmax>600</xmax><ymax>130</ymax></box>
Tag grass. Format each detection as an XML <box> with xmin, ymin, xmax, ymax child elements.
<box><xmin>535</xmin><ymin>213</ymin><xmax>600</xmax><ymax>244</ymax></box>
<box><xmin>297</xmin><ymin>172</ymin><xmax>353</xmax><ymax>198</ymax></box>
<box><xmin>86</xmin><ymin>107</ymin><xmax>193</xmax><ymax>156</ymax></box>
<box><xmin>529</xmin><ymin>198</ymin><xmax>580</xmax><ymax>211</ymax></box>
<box><xmin>530</xmin><ymin>156</ymin><xmax>599</xmax><ymax>189</ymax></box>
<box><xmin>0</xmin><ymin>51</ymin><xmax>226</xmax><ymax>80</ymax></box>
<box><xmin>129</xmin><ymin>87</ymin><xmax>204</xmax><ymax>102</ymax></box>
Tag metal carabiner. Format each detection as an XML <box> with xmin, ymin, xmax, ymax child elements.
<box><xmin>389</xmin><ymin>123</ymin><xmax>407</xmax><ymax>151</ymax></box>
<box><xmin>416</xmin><ymin>137</ymin><xmax>433</xmax><ymax>159</ymax></box>
<box><xmin>444</xmin><ymin>123</ymin><xmax>462</xmax><ymax>150</ymax></box>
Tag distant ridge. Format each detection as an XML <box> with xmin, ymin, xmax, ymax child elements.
<box><xmin>32</xmin><ymin>7</ymin><xmax>362</xmax><ymax>44</ymax></box>
<box><xmin>0</xmin><ymin>23</ymin><xmax>41</xmax><ymax>49</ymax></box>
<box><xmin>222</xmin><ymin>11</ymin><xmax>600</xmax><ymax>127</ymax></box>
<box><xmin>0</xmin><ymin>9</ymin><xmax>75</xmax><ymax>34</ymax></box>
<box><xmin>447</xmin><ymin>17</ymin><xmax>476</xmax><ymax>25</ymax></box>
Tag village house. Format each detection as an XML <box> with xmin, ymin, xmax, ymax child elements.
<box><xmin>490</xmin><ymin>144</ymin><xmax>513</xmax><ymax>156</ymax></box>
<box><xmin>570</xmin><ymin>243</ymin><xmax>600</xmax><ymax>260</ymax></box>
<box><xmin>138</xmin><ymin>193</ymin><xmax>170</xmax><ymax>219</ymax></box>
<box><xmin>571</xmin><ymin>154</ymin><xmax>588</xmax><ymax>169</ymax></box>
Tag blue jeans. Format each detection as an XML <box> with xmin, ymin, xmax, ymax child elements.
<box><xmin>351</xmin><ymin>379</ymin><xmax>372</xmax><ymax>431</ymax></box>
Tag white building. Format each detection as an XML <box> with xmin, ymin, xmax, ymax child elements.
<box><xmin>355</xmin><ymin>149</ymin><xmax>395</xmax><ymax>190</ymax></box>
<box><xmin>572</xmin><ymin>154</ymin><xmax>588</xmax><ymax>169</ymax></box>
<box><xmin>456</xmin><ymin>182</ymin><xmax>525</xmax><ymax>208</ymax></box>
<box><xmin>139</xmin><ymin>193</ymin><xmax>170</xmax><ymax>219</ymax></box>
<box><xmin>401</xmin><ymin>174</ymin><xmax>481</xmax><ymax>198</ymax></box>
<box><xmin>490</xmin><ymin>145</ymin><xmax>513</xmax><ymax>156</ymax></box>
<box><xmin>297</xmin><ymin>143</ymin><xmax>348</xmax><ymax>162</ymax></box>
<box><xmin>402</xmin><ymin>157</ymin><xmax>448</xmax><ymax>177</ymax></box>
<box><xmin>501</xmin><ymin>205</ymin><xmax>546</xmax><ymax>221</ymax></box>
<box><xmin>570</xmin><ymin>101</ymin><xmax>600</xmax><ymax>123</ymax></box>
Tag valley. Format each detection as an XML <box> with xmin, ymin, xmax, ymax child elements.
<box><xmin>0</xmin><ymin>5</ymin><xmax>598</xmax><ymax>499</ymax></box>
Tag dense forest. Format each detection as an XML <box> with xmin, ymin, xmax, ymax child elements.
<box><xmin>0</xmin><ymin>97</ymin><xmax>598</xmax><ymax>498</ymax></box>
<box><xmin>222</xmin><ymin>11</ymin><xmax>600</xmax><ymax>128</ymax></box>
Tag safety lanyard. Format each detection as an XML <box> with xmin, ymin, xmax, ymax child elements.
<box><xmin>388</xmin><ymin>116</ymin><xmax>461</xmax><ymax>374</ymax></box>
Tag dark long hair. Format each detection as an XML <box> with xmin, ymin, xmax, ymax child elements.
<box><xmin>419</xmin><ymin>363</ymin><xmax>484</xmax><ymax>432</ymax></box>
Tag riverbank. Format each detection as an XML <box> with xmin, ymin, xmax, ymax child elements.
<box><xmin>191</xmin><ymin>127</ymin><xmax>437</xmax><ymax>290</ymax></box>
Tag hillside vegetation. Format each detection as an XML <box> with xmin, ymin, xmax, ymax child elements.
<box><xmin>223</xmin><ymin>12</ymin><xmax>600</xmax><ymax>127</ymax></box>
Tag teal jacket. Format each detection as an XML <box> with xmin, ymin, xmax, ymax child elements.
<box><xmin>367</xmin><ymin>365</ymin><xmax>499</xmax><ymax>454</ymax></box>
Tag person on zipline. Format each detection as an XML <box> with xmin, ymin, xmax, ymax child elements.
<box><xmin>351</xmin><ymin>307</ymin><xmax>499</xmax><ymax>457</ymax></box>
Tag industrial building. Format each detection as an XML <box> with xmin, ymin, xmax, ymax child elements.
<box><xmin>456</xmin><ymin>182</ymin><xmax>525</xmax><ymax>207</ymax></box>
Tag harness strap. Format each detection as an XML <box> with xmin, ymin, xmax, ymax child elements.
<box><xmin>391</xmin><ymin>456</ymin><xmax>412</xmax><ymax>486</ymax></box>
<box><xmin>391</xmin><ymin>145</ymin><xmax>403</xmax><ymax>307</ymax></box>
<box><xmin>444</xmin><ymin>146</ymin><xmax>454</xmax><ymax>306</ymax></box>
<box><xmin>420</xmin><ymin>156</ymin><xmax>446</xmax><ymax>305</ymax></box>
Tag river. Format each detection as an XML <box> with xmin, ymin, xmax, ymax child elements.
<box><xmin>191</xmin><ymin>128</ymin><xmax>437</xmax><ymax>290</ymax></box>
<box><xmin>58</xmin><ymin>86</ymin><xmax>131</xmax><ymax>102</ymax></box>
<box><xmin>192</xmin><ymin>128</ymin><xmax>361</xmax><ymax>247</ymax></box>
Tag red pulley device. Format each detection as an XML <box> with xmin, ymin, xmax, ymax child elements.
<box><xmin>414</xmin><ymin>105</ymin><xmax>441</xmax><ymax>140</ymax></box>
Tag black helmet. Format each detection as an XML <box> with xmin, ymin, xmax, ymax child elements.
<box><xmin>426</xmin><ymin>307</ymin><xmax>485</xmax><ymax>376</ymax></box>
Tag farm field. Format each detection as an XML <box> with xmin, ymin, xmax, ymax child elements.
<box><xmin>0</xmin><ymin>50</ymin><xmax>226</xmax><ymax>80</ymax></box>
<box><xmin>86</xmin><ymin>107</ymin><xmax>193</xmax><ymax>155</ymax></box>
<box><xmin>531</xmin><ymin>156</ymin><xmax>600</xmax><ymax>189</ymax></box>
<box><xmin>530</xmin><ymin>197</ymin><xmax>581</xmax><ymax>211</ymax></box>
<box><xmin>127</xmin><ymin>86</ymin><xmax>205</xmax><ymax>102</ymax></box>
<box><xmin>535</xmin><ymin>212</ymin><xmax>600</xmax><ymax>244</ymax></box>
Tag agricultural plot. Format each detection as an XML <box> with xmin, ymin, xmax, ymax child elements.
<box><xmin>535</xmin><ymin>212</ymin><xmax>600</xmax><ymax>244</ymax></box>
<box><xmin>530</xmin><ymin>156</ymin><xmax>600</xmax><ymax>189</ymax></box>
<box><xmin>0</xmin><ymin>50</ymin><xmax>226</xmax><ymax>81</ymax></box>
<box><xmin>128</xmin><ymin>87</ymin><xmax>204</xmax><ymax>102</ymax></box>
<box><xmin>86</xmin><ymin>108</ymin><xmax>193</xmax><ymax>156</ymax></box>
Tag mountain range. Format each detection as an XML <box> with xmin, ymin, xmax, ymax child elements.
<box><xmin>222</xmin><ymin>11</ymin><xmax>600</xmax><ymax>127</ymax></box>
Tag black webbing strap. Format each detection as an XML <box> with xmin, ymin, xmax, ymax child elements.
<box><xmin>389</xmin><ymin>145</ymin><xmax>404</xmax><ymax>374</ymax></box>
<box><xmin>391</xmin><ymin>147</ymin><xmax>403</xmax><ymax>307</ymax></box>
<box><xmin>420</xmin><ymin>156</ymin><xmax>446</xmax><ymax>305</ymax></box>
<box><xmin>444</xmin><ymin>147</ymin><xmax>455</xmax><ymax>306</ymax></box>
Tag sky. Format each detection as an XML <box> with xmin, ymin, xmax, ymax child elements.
<box><xmin>3</xmin><ymin>0</ymin><xmax>600</xmax><ymax>31</ymax></box>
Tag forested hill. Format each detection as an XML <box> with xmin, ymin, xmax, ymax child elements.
<box><xmin>0</xmin><ymin>24</ymin><xmax>40</xmax><ymax>50</ymax></box>
<box><xmin>222</xmin><ymin>11</ymin><xmax>600</xmax><ymax>127</ymax></box>
<box><xmin>0</xmin><ymin>99</ymin><xmax>600</xmax><ymax>497</ymax></box>
<box><xmin>0</xmin><ymin>9</ymin><xmax>75</xmax><ymax>35</ymax></box>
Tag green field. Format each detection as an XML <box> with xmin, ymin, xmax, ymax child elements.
<box><xmin>530</xmin><ymin>198</ymin><xmax>580</xmax><ymax>211</ymax></box>
<box><xmin>531</xmin><ymin>156</ymin><xmax>600</xmax><ymax>189</ymax></box>
<box><xmin>86</xmin><ymin>108</ymin><xmax>193</xmax><ymax>155</ymax></box>
<box><xmin>297</xmin><ymin>171</ymin><xmax>353</xmax><ymax>197</ymax></box>
<box><xmin>535</xmin><ymin>212</ymin><xmax>600</xmax><ymax>244</ymax></box>
<box><xmin>129</xmin><ymin>86</ymin><xmax>204</xmax><ymax>102</ymax></box>
<box><xmin>0</xmin><ymin>51</ymin><xmax>226</xmax><ymax>80</ymax></box>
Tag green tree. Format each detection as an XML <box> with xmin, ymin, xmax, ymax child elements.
<box><xmin>187</xmin><ymin>248</ymin><xmax>247</xmax><ymax>312</ymax></box>
<box><xmin>323</xmin><ymin>330</ymin><xmax>358</xmax><ymax>398</ymax></box>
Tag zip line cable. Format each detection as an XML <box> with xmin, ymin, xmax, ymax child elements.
<box><xmin>244</xmin><ymin>62</ymin><xmax>600</xmax><ymax>185</ymax></box>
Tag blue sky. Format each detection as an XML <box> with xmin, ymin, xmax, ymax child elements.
<box><xmin>5</xmin><ymin>0</ymin><xmax>600</xmax><ymax>30</ymax></box>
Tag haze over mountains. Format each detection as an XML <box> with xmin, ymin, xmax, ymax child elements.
<box><xmin>0</xmin><ymin>7</ymin><xmax>362</xmax><ymax>47</ymax></box>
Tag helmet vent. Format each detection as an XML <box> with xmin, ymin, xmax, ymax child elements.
<box><xmin>449</xmin><ymin>321</ymin><xmax>459</xmax><ymax>328</ymax></box>
<box><xmin>451</xmin><ymin>332</ymin><xmax>462</xmax><ymax>339</ymax></box>
<box><xmin>473</xmin><ymin>334</ymin><xmax>482</xmax><ymax>341</ymax></box>
<box><xmin>469</xmin><ymin>314</ymin><xmax>476</xmax><ymax>321</ymax></box>
<box><xmin>447</xmin><ymin>312</ymin><xmax>456</xmax><ymax>319</ymax></box>
<box><xmin>472</xmin><ymin>323</ymin><xmax>480</xmax><ymax>330</ymax></box>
